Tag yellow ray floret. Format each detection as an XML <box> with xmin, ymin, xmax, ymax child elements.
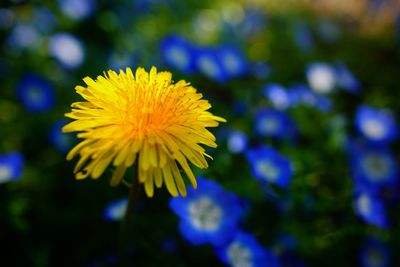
<box><xmin>63</xmin><ymin>66</ymin><xmax>226</xmax><ymax>197</ymax></box>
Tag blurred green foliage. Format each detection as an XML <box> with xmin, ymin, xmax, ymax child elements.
<box><xmin>1</xmin><ymin>0</ymin><xmax>400</xmax><ymax>266</ymax></box>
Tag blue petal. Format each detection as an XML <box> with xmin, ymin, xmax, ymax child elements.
<box><xmin>355</xmin><ymin>105</ymin><xmax>398</xmax><ymax>144</ymax></box>
<box><xmin>0</xmin><ymin>152</ymin><xmax>24</xmax><ymax>184</ymax></box>
<box><xmin>194</xmin><ymin>47</ymin><xmax>228</xmax><ymax>83</ymax></box>
<box><xmin>354</xmin><ymin>193</ymin><xmax>388</xmax><ymax>228</ymax></box>
<box><xmin>16</xmin><ymin>74</ymin><xmax>55</xmax><ymax>112</ymax></box>
<box><xmin>161</xmin><ymin>35</ymin><xmax>196</xmax><ymax>74</ymax></box>
<box><xmin>359</xmin><ymin>238</ymin><xmax>390</xmax><ymax>267</ymax></box>
<box><xmin>246</xmin><ymin>146</ymin><xmax>293</xmax><ymax>189</ymax></box>
<box><xmin>216</xmin><ymin>231</ymin><xmax>280</xmax><ymax>267</ymax></box>
<box><xmin>169</xmin><ymin>177</ymin><xmax>243</xmax><ymax>246</ymax></box>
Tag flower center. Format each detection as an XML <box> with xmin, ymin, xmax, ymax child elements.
<box><xmin>188</xmin><ymin>196</ymin><xmax>222</xmax><ymax>231</ymax></box>
<box><xmin>105</xmin><ymin>199</ymin><xmax>128</xmax><ymax>221</ymax></box>
<box><xmin>357</xmin><ymin>194</ymin><xmax>371</xmax><ymax>216</ymax></box>
<box><xmin>255</xmin><ymin>159</ymin><xmax>279</xmax><ymax>182</ymax></box>
<box><xmin>197</xmin><ymin>55</ymin><xmax>221</xmax><ymax>79</ymax></box>
<box><xmin>258</xmin><ymin>117</ymin><xmax>278</xmax><ymax>134</ymax></box>
<box><xmin>366</xmin><ymin>248</ymin><xmax>383</xmax><ymax>267</ymax></box>
<box><xmin>227</xmin><ymin>241</ymin><xmax>253</xmax><ymax>267</ymax></box>
<box><xmin>0</xmin><ymin>164</ymin><xmax>12</xmax><ymax>183</ymax></box>
<box><xmin>361</xmin><ymin>119</ymin><xmax>386</xmax><ymax>140</ymax></box>
<box><xmin>165</xmin><ymin>46</ymin><xmax>190</xmax><ymax>69</ymax></box>
<box><xmin>122</xmin><ymin>95</ymin><xmax>175</xmax><ymax>136</ymax></box>
<box><xmin>227</xmin><ymin>132</ymin><xmax>247</xmax><ymax>154</ymax></box>
<box><xmin>361</xmin><ymin>153</ymin><xmax>391</xmax><ymax>182</ymax></box>
<box><xmin>27</xmin><ymin>86</ymin><xmax>44</xmax><ymax>104</ymax></box>
<box><xmin>221</xmin><ymin>52</ymin><xmax>241</xmax><ymax>74</ymax></box>
<box><xmin>309</xmin><ymin>66</ymin><xmax>335</xmax><ymax>93</ymax></box>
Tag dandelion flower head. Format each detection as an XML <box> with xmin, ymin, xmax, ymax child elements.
<box><xmin>63</xmin><ymin>67</ymin><xmax>225</xmax><ymax>197</ymax></box>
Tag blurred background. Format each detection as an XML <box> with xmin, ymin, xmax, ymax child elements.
<box><xmin>1</xmin><ymin>0</ymin><xmax>400</xmax><ymax>266</ymax></box>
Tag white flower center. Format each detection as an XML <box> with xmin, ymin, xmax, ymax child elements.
<box><xmin>27</xmin><ymin>86</ymin><xmax>44</xmax><ymax>103</ymax></box>
<box><xmin>198</xmin><ymin>55</ymin><xmax>221</xmax><ymax>79</ymax></box>
<box><xmin>227</xmin><ymin>132</ymin><xmax>246</xmax><ymax>154</ymax></box>
<box><xmin>308</xmin><ymin>65</ymin><xmax>335</xmax><ymax>94</ymax></box>
<box><xmin>188</xmin><ymin>196</ymin><xmax>222</xmax><ymax>231</ymax></box>
<box><xmin>357</xmin><ymin>194</ymin><xmax>371</xmax><ymax>216</ymax></box>
<box><xmin>258</xmin><ymin>117</ymin><xmax>278</xmax><ymax>134</ymax></box>
<box><xmin>60</xmin><ymin>0</ymin><xmax>93</xmax><ymax>20</ymax></box>
<box><xmin>361</xmin><ymin>153</ymin><xmax>391</xmax><ymax>182</ymax></box>
<box><xmin>221</xmin><ymin>52</ymin><xmax>241</xmax><ymax>74</ymax></box>
<box><xmin>165</xmin><ymin>46</ymin><xmax>190</xmax><ymax>69</ymax></box>
<box><xmin>361</xmin><ymin>119</ymin><xmax>386</xmax><ymax>140</ymax></box>
<box><xmin>49</xmin><ymin>34</ymin><xmax>84</xmax><ymax>68</ymax></box>
<box><xmin>255</xmin><ymin>159</ymin><xmax>279</xmax><ymax>182</ymax></box>
<box><xmin>227</xmin><ymin>241</ymin><xmax>253</xmax><ymax>267</ymax></box>
<box><xmin>107</xmin><ymin>199</ymin><xmax>127</xmax><ymax>221</ymax></box>
<box><xmin>268</xmin><ymin>87</ymin><xmax>290</xmax><ymax>109</ymax></box>
<box><xmin>366</xmin><ymin>248</ymin><xmax>383</xmax><ymax>267</ymax></box>
<box><xmin>0</xmin><ymin>164</ymin><xmax>12</xmax><ymax>184</ymax></box>
<box><xmin>12</xmin><ymin>24</ymin><xmax>39</xmax><ymax>49</ymax></box>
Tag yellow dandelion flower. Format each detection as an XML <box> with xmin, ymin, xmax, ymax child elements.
<box><xmin>62</xmin><ymin>66</ymin><xmax>225</xmax><ymax>197</ymax></box>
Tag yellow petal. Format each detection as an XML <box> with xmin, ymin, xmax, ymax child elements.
<box><xmin>154</xmin><ymin>167</ymin><xmax>163</xmax><ymax>188</ymax></box>
<box><xmin>144</xmin><ymin>176</ymin><xmax>154</xmax><ymax>197</ymax></box>
<box><xmin>162</xmin><ymin>163</ymin><xmax>178</xmax><ymax>197</ymax></box>
<box><xmin>169</xmin><ymin>160</ymin><xmax>187</xmax><ymax>197</ymax></box>
<box><xmin>110</xmin><ymin>164</ymin><xmax>127</xmax><ymax>187</ymax></box>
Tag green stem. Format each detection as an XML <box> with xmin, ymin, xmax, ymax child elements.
<box><xmin>119</xmin><ymin>165</ymin><xmax>141</xmax><ymax>262</ymax></box>
<box><xmin>124</xmin><ymin>166</ymin><xmax>141</xmax><ymax>227</ymax></box>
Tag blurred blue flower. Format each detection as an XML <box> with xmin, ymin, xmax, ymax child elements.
<box><xmin>227</xmin><ymin>130</ymin><xmax>248</xmax><ymax>154</ymax></box>
<box><xmin>58</xmin><ymin>0</ymin><xmax>95</xmax><ymax>20</ymax></box>
<box><xmin>8</xmin><ymin>23</ymin><xmax>41</xmax><ymax>50</ymax></box>
<box><xmin>0</xmin><ymin>8</ymin><xmax>14</xmax><ymax>30</ymax></box>
<box><xmin>237</xmin><ymin>9</ymin><xmax>266</xmax><ymax>38</ymax></box>
<box><xmin>16</xmin><ymin>73</ymin><xmax>55</xmax><ymax>112</ymax></box>
<box><xmin>368</xmin><ymin>0</ymin><xmax>387</xmax><ymax>12</ymax></box>
<box><xmin>354</xmin><ymin>193</ymin><xmax>388</xmax><ymax>228</ymax></box>
<box><xmin>246</xmin><ymin>146</ymin><xmax>293</xmax><ymax>188</ymax></box>
<box><xmin>355</xmin><ymin>106</ymin><xmax>398</xmax><ymax>143</ymax></box>
<box><xmin>335</xmin><ymin>62</ymin><xmax>361</xmax><ymax>93</ymax></box>
<box><xmin>169</xmin><ymin>177</ymin><xmax>243</xmax><ymax>246</ymax></box>
<box><xmin>293</xmin><ymin>22</ymin><xmax>314</xmax><ymax>53</ymax></box>
<box><xmin>359</xmin><ymin>238</ymin><xmax>390</xmax><ymax>267</ymax></box>
<box><xmin>48</xmin><ymin>33</ymin><xmax>85</xmax><ymax>69</ymax></box>
<box><xmin>103</xmin><ymin>198</ymin><xmax>128</xmax><ymax>221</ymax></box>
<box><xmin>161</xmin><ymin>35</ymin><xmax>196</xmax><ymax>74</ymax></box>
<box><xmin>288</xmin><ymin>84</ymin><xmax>332</xmax><ymax>112</ymax></box>
<box><xmin>313</xmin><ymin>95</ymin><xmax>332</xmax><ymax>112</ymax></box>
<box><xmin>251</xmin><ymin>61</ymin><xmax>272</xmax><ymax>79</ymax></box>
<box><xmin>0</xmin><ymin>152</ymin><xmax>24</xmax><ymax>184</ymax></box>
<box><xmin>217</xmin><ymin>45</ymin><xmax>248</xmax><ymax>78</ymax></box>
<box><xmin>48</xmin><ymin>120</ymin><xmax>75</xmax><ymax>153</ymax></box>
<box><xmin>33</xmin><ymin>6</ymin><xmax>57</xmax><ymax>33</ymax></box>
<box><xmin>232</xmin><ymin>101</ymin><xmax>248</xmax><ymax>116</ymax></box>
<box><xmin>195</xmin><ymin>47</ymin><xmax>228</xmax><ymax>83</ymax></box>
<box><xmin>194</xmin><ymin>45</ymin><xmax>247</xmax><ymax>82</ymax></box>
<box><xmin>288</xmin><ymin>84</ymin><xmax>313</xmax><ymax>107</ymax></box>
<box><xmin>349</xmin><ymin>144</ymin><xmax>397</xmax><ymax>192</ymax></box>
<box><xmin>216</xmin><ymin>231</ymin><xmax>280</xmax><ymax>267</ymax></box>
<box><xmin>262</xmin><ymin>83</ymin><xmax>290</xmax><ymax>110</ymax></box>
<box><xmin>275</xmin><ymin>233</ymin><xmax>298</xmax><ymax>251</ymax></box>
<box><xmin>254</xmin><ymin>108</ymin><xmax>296</xmax><ymax>139</ymax></box>
<box><xmin>317</xmin><ymin>20</ymin><xmax>341</xmax><ymax>43</ymax></box>
<box><xmin>306</xmin><ymin>62</ymin><xmax>336</xmax><ymax>94</ymax></box>
<box><xmin>133</xmin><ymin>0</ymin><xmax>164</xmax><ymax>12</ymax></box>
